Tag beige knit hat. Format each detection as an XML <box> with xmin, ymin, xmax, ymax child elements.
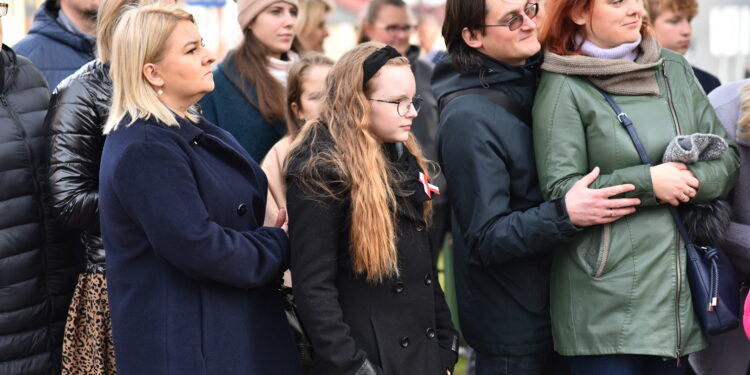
<box><xmin>237</xmin><ymin>0</ymin><xmax>300</xmax><ymax>30</ymax></box>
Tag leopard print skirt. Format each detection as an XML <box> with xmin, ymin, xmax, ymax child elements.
<box><xmin>61</xmin><ymin>273</ymin><xmax>117</xmax><ymax>375</ymax></box>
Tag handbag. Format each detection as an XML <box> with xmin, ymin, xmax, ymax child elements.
<box><xmin>598</xmin><ymin>89</ymin><xmax>740</xmax><ymax>335</ymax></box>
<box><xmin>279</xmin><ymin>285</ymin><xmax>314</xmax><ymax>368</ymax></box>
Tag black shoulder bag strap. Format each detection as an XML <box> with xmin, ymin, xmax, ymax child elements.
<box><xmin>597</xmin><ymin>88</ymin><xmax>724</xmax><ymax>314</ymax></box>
<box><xmin>438</xmin><ymin>87</ymin><xmax>532</xmax><ymax>127</ymax></box>
<box><xmin>598</xmin><ymin>88</ymin><xmax>699</xmax><ymax>244</ymax></box>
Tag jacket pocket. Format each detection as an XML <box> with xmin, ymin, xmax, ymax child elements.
<box><xmin>592</xmin><ymin>224</ymin><xmax>612</xmax><ymax>278</ymax></box>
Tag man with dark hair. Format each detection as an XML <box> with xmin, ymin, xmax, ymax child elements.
<box><xmin>432</xmin><ymin>0</ymin><xmax>641</xmax><ymax>373</ymax></box>
<box><xmin>14</xmin><ymin>0</ymin><xmax>98</xmax><ymax>89</ymax></box>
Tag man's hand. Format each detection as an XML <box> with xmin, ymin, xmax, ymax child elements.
<box><xmin>565</xmin><ymin>167</ymin><xmax>641</xmax><ymax>226</ymax></box>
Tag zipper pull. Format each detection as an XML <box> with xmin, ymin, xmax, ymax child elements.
<box><xmin>676</xmin><ymin>349</ymin><xmax>682</xmax><ymax>367</ymax></box>
<box><xmin>662</xmin><ymin>61</ymin><xmax>669</xmax><ymax>77</ymax></box>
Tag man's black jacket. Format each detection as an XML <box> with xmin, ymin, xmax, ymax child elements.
<box><xmin>433</xmin><ymin>53</ymin><xmax>580</xmax><ymax>356</ymax></box>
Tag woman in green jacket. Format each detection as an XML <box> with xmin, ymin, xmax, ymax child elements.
<box><xmin>533</xmin><ymin>0</ymin><xmax>740</xmax><ymax>372</ymax></box>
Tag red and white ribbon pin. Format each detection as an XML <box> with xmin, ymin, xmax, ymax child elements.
<box><xmin>419</xmin><ymin>172</ymin><xmax>440</xmax><ymax>199</ymax></box>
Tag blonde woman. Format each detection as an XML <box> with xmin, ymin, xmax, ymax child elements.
<box><xmin>296</xmin><ymin>0</ymin><xmax>332</xmax><ymax>52</ymax></box>
<box><xmin>286</xmin><ymin>42</ymin><xmax>458</xmax><ymax>375</ymax></box>
<box><xmin>46</xmin><ymin>0</ymin><xmax>170</xmax><ymax>373</ymax></box>
<box><xmin>99</xmin><ymin>5</ymin><xmax>302</xmax><ymax>374</ymax></box>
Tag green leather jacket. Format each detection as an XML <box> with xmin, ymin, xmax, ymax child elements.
<box><xmin>532</xmin><ymin>49</ymin><xmax>740</xmax><ymax>358</ymax></box>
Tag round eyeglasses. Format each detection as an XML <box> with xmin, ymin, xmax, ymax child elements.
<box><xmin>375</xmin><ymin>23</ymin><xmax>416</xmax><ymax>34</ymax></box>
<box><xmin>485</xmin><ymin>2</ymin><xmax>539</xmax><ymax>31</ymax></box>
<box><xmin>368</xmin><ymin>96</ymin><xmax>423</xmax><ymax>117</ymax></box>
<box><xmin>0</xmin><ymin>3</ymin><xmax>8</xmax><ymax>17</ymax></box>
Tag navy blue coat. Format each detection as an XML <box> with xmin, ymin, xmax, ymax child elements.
<box><xmin>99</xmin><ymin>114</ymin><xmax>303</xmax><ymax>375</ymax></box>
<box><xmin>199</xmin><ymin>55</ymin><xmax>287</xmax><ymax>162</ymax></box>
<box><xmin>13</xmin><ymin>1</ymin><xmax>95</xmax><ymax>90</ymax></box>
<box><xmin>692</xmin><ymin>66</ymin><xmax>721</xmax><ymax>94</ymax></box>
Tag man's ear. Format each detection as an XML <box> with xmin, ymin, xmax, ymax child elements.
<box><xmin>291</xmin><ymin>102</ymin><xmax>304</xmax><ymax>121</ymax></box>
<box><xmin>142</xmin><ymin>63</ymin><xmax>164</xmax><ymax>89</ymax></box>
<box><xmin>363</xmin><ymin>23</ymin><xmax>375</xmax><ymax>40</ymax></box>
<box><xmin>461</xmin><ymin>27</ymin><xmax>483</xmax><ymax>49</ymax></box>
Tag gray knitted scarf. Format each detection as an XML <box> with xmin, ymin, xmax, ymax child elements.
<box><xmin>542</xmin><ymin>34</ymin><xmax>663</xmax><ymax>96</ymax></box>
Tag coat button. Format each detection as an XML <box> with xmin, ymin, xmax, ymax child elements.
<box><xmin>399</xmin><ymin>336</ymin><xmax>410</xmax><ymax>348</ymax></box>
<box><xmin>237</xmin><ymin>203</ymin><xmax>248</xmax><ymax>216</ymax></box>
<box><xmin>424</xmin><ymin>274</ymin><xmax>432</xmax><ymax>286</ymax></box>
<box><xmin>426</xmin><ymin>328</ymin><xmax>436</xmax><ymax>339</ymax></box>
<box><xmin>392</xmin><ymin>282</ymin><xmax>405</xmax><ymax>294</ymax></box>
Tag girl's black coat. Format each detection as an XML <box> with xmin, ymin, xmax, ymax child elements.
<box><xmin>287</xmin><ymin>123</ymin><xmax>458</xmax><ymax>375</ymax></box>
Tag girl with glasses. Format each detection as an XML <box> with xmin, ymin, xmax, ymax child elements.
<box><xmin>358</xmin><ymin>0</ymin><xmax>450</xmax><ymax>272</ymax></box>
<box><xmin>286</xmin><ymin>42</ymin><xmax>458</xmax><ymax>375</ymax></box>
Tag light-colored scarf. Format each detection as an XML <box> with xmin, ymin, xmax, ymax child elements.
<box><xmin>268</xmin><ymin>51</ymin><xmax>300</xmax><ymax>87</ymax></box>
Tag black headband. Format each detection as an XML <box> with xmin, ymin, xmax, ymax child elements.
<box><xmin>362</xmin><ymin>45</ymin><xmax>402</xmax><ymax>86</ymax></box>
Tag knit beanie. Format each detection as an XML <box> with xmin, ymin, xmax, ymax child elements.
<box><xmin>237</xmin><ymin>0</ymin><xmax>299</xmax><ymax>30</ymax></box>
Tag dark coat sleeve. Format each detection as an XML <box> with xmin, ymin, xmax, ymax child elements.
<box><xmin>439</xmin><ymin>96</ymin><xmax>579</xmax><ymax>266</ymax></box>
<box><xmin>287</xmin><ymin>181</ymin><xmax>382</xmax><ymax>375</ymax></box>
<box><xmin>46</xmin><ymin>78</ymin><xmax>103</xmax><ymax>231</ymax></box>
<box><xmin>110</xmin><ymin>139</ymin><xmax>289</xmax><ymax>289</ymax></box>
<box><xmin>430</xmin><ymin>247</ymin><xmax>458</xmax><ymax>371</ymax></box>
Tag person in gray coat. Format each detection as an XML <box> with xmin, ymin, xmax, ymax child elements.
<box><xmin>688</xmin><ymin>79</ymin><xmax>750</xmax><ymax>375</ymax></box>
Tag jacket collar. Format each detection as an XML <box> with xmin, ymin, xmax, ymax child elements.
<box><xmin>1</xmin><ymin>44</ymin><xmax>18</xmax><ymax>94</ymax></box>
<box><xmin>431</xmin><ymin>51</ymin><xmax>542</xmax><ymax>103</ymax></box>
<box><xmin>172</xmin><ymin>114</ymin><xmax>259</xmax><ymax>174</ymax></box>
<box><xmin>28</xmin><ymin>1</ymin><xmax>95</xmax><ymax>56</ymax></box>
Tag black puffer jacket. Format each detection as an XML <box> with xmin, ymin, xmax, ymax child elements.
<box><xmin>46</xmin><ymin>60</ymin><xmax>109</xmax><ymax>273</ymax></box>
<box><xmin>0</xmin><ymin>44</ymin><xmax>76</xmax><ymax>375</ymax></box>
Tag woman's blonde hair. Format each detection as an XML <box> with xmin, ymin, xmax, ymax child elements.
<box><xmin>287</xmin><ymin>42</ymin><xmax>431</xmax><ymax>283</ymax></box>
<box><xmin>286</xmin><ymin>52</ymin><xmax>334</xmax><ymax>138</ymax></box>
<box><xmin>104</xmin><ymin>4</ymin><xmax>198</xmax><ymax>134</ymax></box>
<box><xmin>296</xmin><ymin>0</ymin><xmax>332</xmax><ymax>51</ymax></box>
<box><xmin>739</xmin><ymin>81</ymin><xmax>750</xmax><ymax>140</ymax></box>
<box><xmin>96</xmin><ymin>0</ymin><xmax>164</xmax><ymax>64</ymax></box>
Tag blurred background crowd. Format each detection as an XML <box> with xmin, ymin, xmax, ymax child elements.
<box><xmin>5</xmin><ymin>0</ymin><xmax>750</xmax><ymax>82</ymax></box>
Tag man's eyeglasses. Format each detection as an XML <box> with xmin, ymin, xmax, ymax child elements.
<box><xmin>368</xmin><ymin>96</ymin><xmax>423</xmax><ymax>117</ymax></box>
<box><xmin>485</xmin><ymin>2</ymin><xmax>539</xmax><ymax>31</ymax></box>
<box><xmin>0</xmin><ymin>3</ymin><xmax>8</xmax><ymax>17</ymax></box>
<box><xmin>375</xmin><ymin>23</ymin><xmax>416</xmax><ymax>34</ymax></box>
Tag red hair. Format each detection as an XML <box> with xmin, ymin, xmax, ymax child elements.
<box><xmin>540</xmin><ymin>0</ymin><xmax>650</xmax><ymax>56</ymax></box>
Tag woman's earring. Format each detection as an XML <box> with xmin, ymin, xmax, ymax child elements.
<box><xmin>157</xmin><ymin>88</ymin><xmax>164</xmax><ymax>96</ymax></box>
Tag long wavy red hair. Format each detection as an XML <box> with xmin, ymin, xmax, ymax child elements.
<box><xmin>540</xmin><ymin>0</ymin><xmax>650</xmax><ymax>56</ymax></box>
